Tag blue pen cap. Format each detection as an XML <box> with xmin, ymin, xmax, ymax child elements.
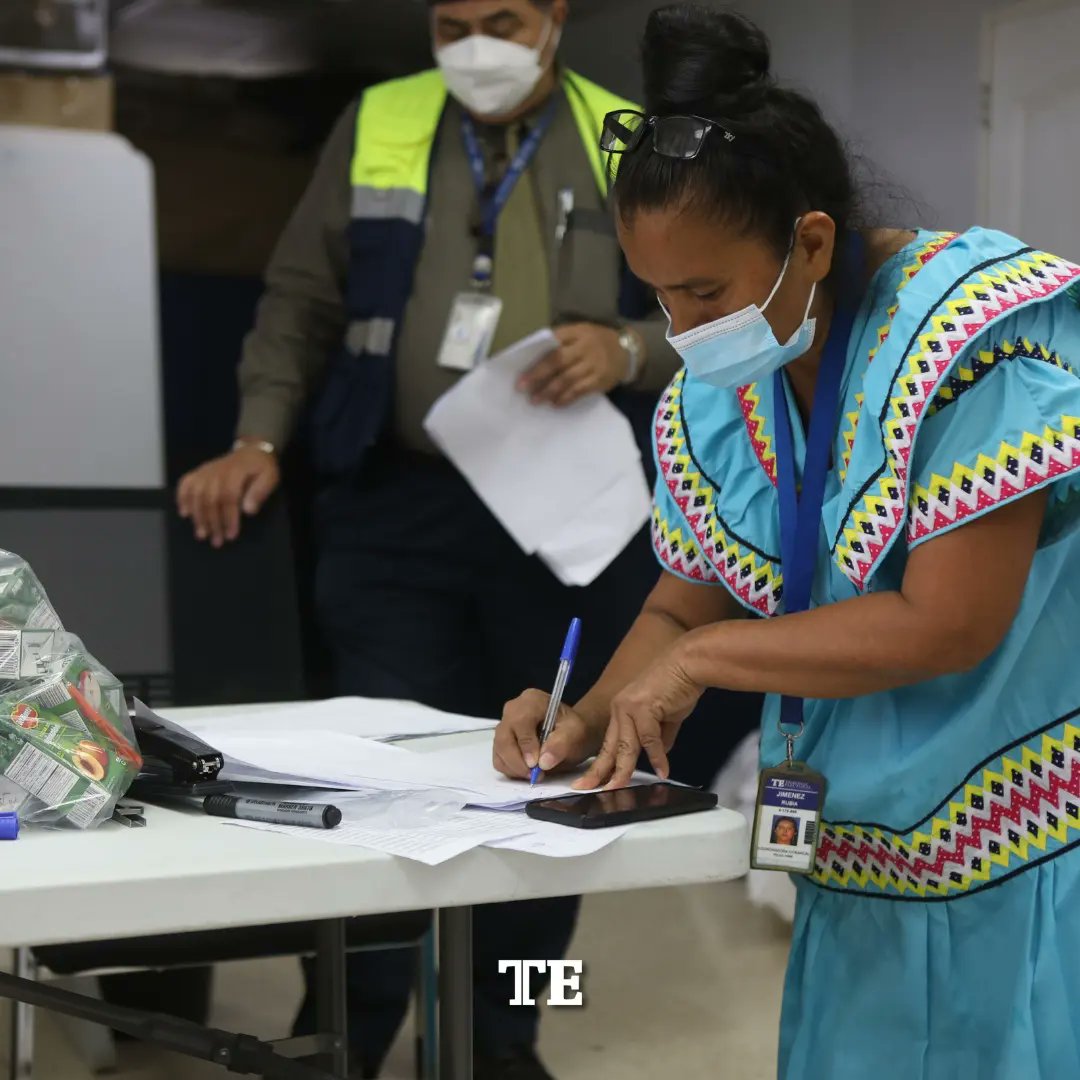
<box><xmin>0</xmin><ymin>813</ymin><xmax>19</xmax><ymax>841</ymax></box>
<box><xmin>560</xmin><ymin>618</ymin><xmax>582</xmax><ymax>665</ymax></box>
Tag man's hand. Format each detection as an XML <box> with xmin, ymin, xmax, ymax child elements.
<box><xmin>176</xmin><ymin>442</ymin><xmax>281</xmax><ymax>548</ymax></box>
<box><xmin>517</xmin><ymin>323</ymin><xmax>632</xmax><ymax>407</ymax></box>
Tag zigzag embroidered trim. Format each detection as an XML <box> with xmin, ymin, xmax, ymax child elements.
<box><xmin>908</xmin><ymin>414</ymin><xmax>1080</xmax><ymax>542</ymax></box>
<box><xmin>736</xmin><ymin>384</ymin><xmax>777</xmax><ymax>487</ymax></box>
<box><xmin>927</xmin><ymin>338</ymin><xmax>1072</xmax><ymax>418</ymax></box>
<box><xmin>833</xmin><ymin>249</ymin><xmax>1080</xmax><ymax>589</ymax></box>
<box><xmin>813</xmin><ymin>717</ymin><xmax>1080</xmax><ymax>901</ymax></box>
<box><xmin>651</xmin><ymin>507</ymin><xmax>721</xmax><ymax>584</ymax></box>
<box><xmin>654</xmin><ymin>372</ymin><xmax>783</xmax><ymax>615</ymax></box>
<box><xmin>839</xmin><ymin>232</ymin><xmax>958</xmax><ymax>484</ymax></box>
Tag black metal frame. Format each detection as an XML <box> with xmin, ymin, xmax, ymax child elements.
<box><xmin>2</xmin><ymin>920</ymin><xmax>349</xmax><ymax>1080</ymax></box>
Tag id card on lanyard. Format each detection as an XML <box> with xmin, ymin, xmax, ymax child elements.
<box><xmin>436</xmin><ymin>101</ymin><xmax>558</xmax><ymax>372</ymax></box>
<box><xmin>751</xmin><ymin>237</ymin><xmax>863</xmax><ymax>875</ymax></box>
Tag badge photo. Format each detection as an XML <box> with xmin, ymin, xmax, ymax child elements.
<box><xmin>751</xmin><ymin>763</ymin><xmax>826</xmax><ymax>875</ymax></box>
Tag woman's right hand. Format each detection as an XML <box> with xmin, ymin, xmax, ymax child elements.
<box><xmin>493</xmin><ymin>690</ymin><xmax>605</xmax><ymax>780</ymax></box>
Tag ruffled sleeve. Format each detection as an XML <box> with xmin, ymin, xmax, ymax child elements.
<box><xmin>650</xmin><ymin>370</ymin><xmax>785</xmax><ymax>615</ymax></box>
<box><xmin>906</xmin><ymin>303</ymin><xmax>1080</xmax><ymax>548</ymax></box>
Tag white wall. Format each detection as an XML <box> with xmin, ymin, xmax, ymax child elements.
<box><xmin>563</xmin><ymin>0</ymin><xmax>1011</xmax><ymax>230</ymax></box>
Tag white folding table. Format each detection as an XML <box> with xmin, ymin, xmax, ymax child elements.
<box><xmin>0</xmin><ymin>719</ymin><xmax>748</xmax><ymax>1079</ymax></box>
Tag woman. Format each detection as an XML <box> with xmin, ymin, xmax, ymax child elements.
<box><xmin>770</xmin><ymin>816</ymin><xmax>799</xmax><ymax>847</ymax></box>
<box><xmin>494</xmin><ymin>5</ymin><xmax>1080</xmax><ymax>1077</ymax></box>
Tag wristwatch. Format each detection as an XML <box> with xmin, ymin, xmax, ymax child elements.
<box><xmin>233</xmin><ymin>438</ymin><xmax>276</xmax><ymax>456</ymax></box>
<box><xmin>618</xmin><ymin>327</ymin><xmax>645</xmax><ymax>385</ymax></box>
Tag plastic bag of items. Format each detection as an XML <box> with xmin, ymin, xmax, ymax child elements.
<box><xmin>0</xmin><ymin>549</ymin><xmax>142</xmax><ymax>829</ymax></box>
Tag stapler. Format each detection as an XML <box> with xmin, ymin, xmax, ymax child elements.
<box><xmin>126</xmin><ymin>697</ymin><xmax>230</xmax><ymax>801</ymax></box>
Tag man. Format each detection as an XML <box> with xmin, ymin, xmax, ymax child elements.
<box><xmin>178</xmin><ymin>2</ymin><xmax>681</xmax><ymax>1076</ymax></box>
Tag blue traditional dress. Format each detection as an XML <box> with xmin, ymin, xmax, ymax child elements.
<box><xmin>651</xmin><ymin>227</ymin><xmax>1080</xmax><ymax>1078</ymax></box>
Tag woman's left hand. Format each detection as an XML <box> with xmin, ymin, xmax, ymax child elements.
<box><xmin>517</xmin><ymin>323</ymin><xmax>629</xmax><ymax>407</ymax></box>
<box><xmin>573</xmin><ymin>648</ymin><xmax>705</xmax><ymax>790</ymax></box>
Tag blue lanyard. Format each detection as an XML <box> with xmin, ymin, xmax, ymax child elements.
<box><xmin>772</xmin><ymin>237</ymin><xmax>863</xmax><ymax>744</ymax></box>
<box><xmin>461</xmin><ymin>100</ymin><xmax>558</xmax><ymax>241</ymax></box>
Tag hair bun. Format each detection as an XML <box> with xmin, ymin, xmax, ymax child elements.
<box><xmin>642</xmin><ymin>4</ymin><xmax>772</xmax><ymax>117</ymax></box>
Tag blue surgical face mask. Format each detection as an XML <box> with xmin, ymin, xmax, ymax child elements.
<box><xmin>665</xmin><ymin>232</ymin><xmax>817</xmax><ymax>389</ymax></box>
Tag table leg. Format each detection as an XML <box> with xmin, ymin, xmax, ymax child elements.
<box><xmin>315</xmin><ymin>919</ymin><xmax>349</xmax><ymax>1078</ymax></box>
<box><xmin>438</xmin><ymin>906</ymin><xmax>473</xmax><ymax>1080</ymax></box>
<box><xmin>9</xmin><ymin>949</ymin><xmax>36</xmax><ymax>1080</ymax></box>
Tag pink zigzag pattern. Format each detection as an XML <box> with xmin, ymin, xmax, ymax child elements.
<box><xmin>836</xmin><ymin>253</ymin><xmax>1080</xmax><ymax>590</ymax></box>
<box><xmin>817</xmin><ymin>758</ymin><xmax>1080</xmax><ymax>890</ymax></box>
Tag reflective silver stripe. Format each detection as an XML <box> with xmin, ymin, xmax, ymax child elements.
<box><xmin>346</xmin><ymin>319</ymin><xmax>396</xmax><ymax>357</ymax></box>
<box><xmin>351</xmin><ymin>186</ymin><xmax>426</xmax><ymax>225</ymax></box>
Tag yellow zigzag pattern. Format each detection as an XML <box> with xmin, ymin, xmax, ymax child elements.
<box><xmin>651</xmin><ymin>507</ymin><xmax>718</xmax><ymax>584</ymax></box>
<box><xmin>928</xmin><ymin>338</ymin><xmax>1070</xmax><ymax>417</ymax></box>
<box><xmin>909</xmin><ymin>414</ymin><xmax>1080</xmax><ymax>540</ymax></box>
<box><xmin>834</xmin><ymin>249</ymin><xmax>1080</xmax><ymax>587</ymax></box>
<box><xmin>655</xmin><ymin>373</ymin><xmax>783</xmax><ymax>615</ymax></box>
<box><xmin>814</xmin><ymin>722</ymin><xmax>1080</xmax><ymax>899</ymax></box>
<box><xmin>737</xmin><ymin>383</ymin><xmax>776</xmax><ymax>484</ymax></box>
<box><xmin>838</xmin><ymin>233</ymin><xmax>957</xmax><ymax>483</ymax></box>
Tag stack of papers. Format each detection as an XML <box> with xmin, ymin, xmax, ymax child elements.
<box><xmin>160</xmin><ymin>704</ymin><xmax>656</xmax><ymax>864</ymax></box>
<box><xmin>166</xmin><ymin>697</ymin><xmax>496</xmax><ymax>744</ymax></box>
<box><xmin>423</xmin><ymin>330</ymin><xmax>652</xmax><ymax>586</ymax></box>
<box><xmin>207</xmin><ymin>729</ymin><xmax>631</xmax><ymax>812</ymax></box>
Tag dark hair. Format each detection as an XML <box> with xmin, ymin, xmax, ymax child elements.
<box><xmin>429</xmin><ymin>0</ymin><xmax>553</xmax><ymax>7</ymax></box>
<box><xmin>615</xmin><ymin>5</ymin><xmax>859</xmax><ymax>262</ymax></box>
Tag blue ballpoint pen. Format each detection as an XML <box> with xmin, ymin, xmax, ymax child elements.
<box><xmin>530</xmin><ymin>618</ymin><xmax>582</xmax><ymax>786</ymax></box>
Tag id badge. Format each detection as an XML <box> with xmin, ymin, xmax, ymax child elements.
<box><xmin>751</xmin><ymin>761</ymin><xmax>827</xmax><ymax>875</ymax></box>
<box><xmin>437</xmin><ymin>291</ymin><xmax>504</xmax><ymax>372</ymax></box>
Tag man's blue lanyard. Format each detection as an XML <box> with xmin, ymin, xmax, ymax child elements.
<box><xmin>772</xmin><ymin>236</ymin><xmax>863</xmax><ymax>754</ymax></box>
<box><xmin>461</xmin><ymin>99</ymin><xmax>558</xmax><ymax>246</ymax></box>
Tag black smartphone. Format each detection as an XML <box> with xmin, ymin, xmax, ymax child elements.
<box><xmin>525</xmin><ymin>782</ymin><xmax>719</xmax><ymax>829</ymax></box>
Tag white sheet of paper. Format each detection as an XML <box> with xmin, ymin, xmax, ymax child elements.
<box><xmin>201</xmin><ymin>727</ymin><xmax>658</xmax><ymax>811</ymax></box>
<box><xmin>212</xmin><ymin>732</ymin><xmax>449</xmax><ymax>792</ymax></box>
<box><xmin>536</xmin><ymin>467</ymin><xmax>651</xmax><ymax>586</ymax></box>
<box><xmin>482</xmin><ymin>817</ymin><xmax>631</xmax><ymax>857</ymax></box>
<box><xmin>225</xmin><ymin>807</ymin><xmax>630</xmax><ymax>863</ymax></box>
<box><xmin>423</xmin><ymin>329</ymin><xmax>647</xmax><ymax>560</ymax></box>
<box><xmin>226</xmin><ymin>809</ymin><xmax>530</xmax><ymax>866</ymax></box>
<box><xmin>164</xmin><ymin>697</ymin><xmax>496</xmax><ymax>744</ymax></box>
<box><xmin>412</xmin><ymin>740</ymin><xmax>658</xmax><ymax>809</ymax></box>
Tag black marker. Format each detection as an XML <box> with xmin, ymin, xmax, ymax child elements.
<box><xmin>203</xmin><ymin>795</ymin><xmax>342</xmax><ymax>829</ymax></box>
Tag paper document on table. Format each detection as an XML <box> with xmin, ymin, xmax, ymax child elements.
<box><xmin>413</xmin><ymin>740</ymin><xmax>659</xmax><ymax>810</ymax></box>
<box><xmin>191</xmin><ymin>726</ymin><xmax>658</xmax><ymax>809</ymax></box>
<box><xmin>483</xmin><ymin>817</ymin><xmax>631</xmax><ymax>857</ymax></box>
<box><xmin>226</xmin><ymin>806</ymin><xmax>631</xmax><ymax>863</ymax></box>
<box><xmin>163</xmin><ymin>698</ymin><xmax>496</xmax><ymax>744</ymax></box>
<box><xmin>227</xmin><ymin>809</ymin><xmax>531</xmax><ymax>866</ymax></box>
<box><xmin>212</xmin><ymin>732</ymin><xmax>457</xmax><ymax>792</ymax></box>
<box><xmin>423</xmin><ymin>329</ymin><xmax>650</xmax><ymax>582</ymax></box>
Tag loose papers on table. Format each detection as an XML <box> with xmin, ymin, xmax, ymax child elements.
<box><xmin>161</xmin><ymin>704</ymin><xmax>654</xmax><ymax>864</ymax></box>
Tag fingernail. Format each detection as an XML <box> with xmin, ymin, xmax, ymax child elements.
<box><xmin>538</xmin><ymin>752</ymin><xmax>555</xmax><ymax>771</ymax></box>
<box><xmin>524</xmin><ymin>752</ymin><xmax>537</xmax><ymax>769</ymax></box>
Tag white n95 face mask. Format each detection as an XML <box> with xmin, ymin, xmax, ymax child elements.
<box><xmin>666</xmin><ymin>224</ymin><xmax>817</xmax><ymax>390</ymax></box>
<box><xmin>435</xmin><ymin>20</ymin><xmax>559</xmax><ymax>118</ymax></box>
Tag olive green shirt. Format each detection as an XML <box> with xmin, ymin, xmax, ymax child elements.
<box><xmin>237</xmin><ymin>82</ymin><xmax>678</xmax><ymax>454</ymax></box>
